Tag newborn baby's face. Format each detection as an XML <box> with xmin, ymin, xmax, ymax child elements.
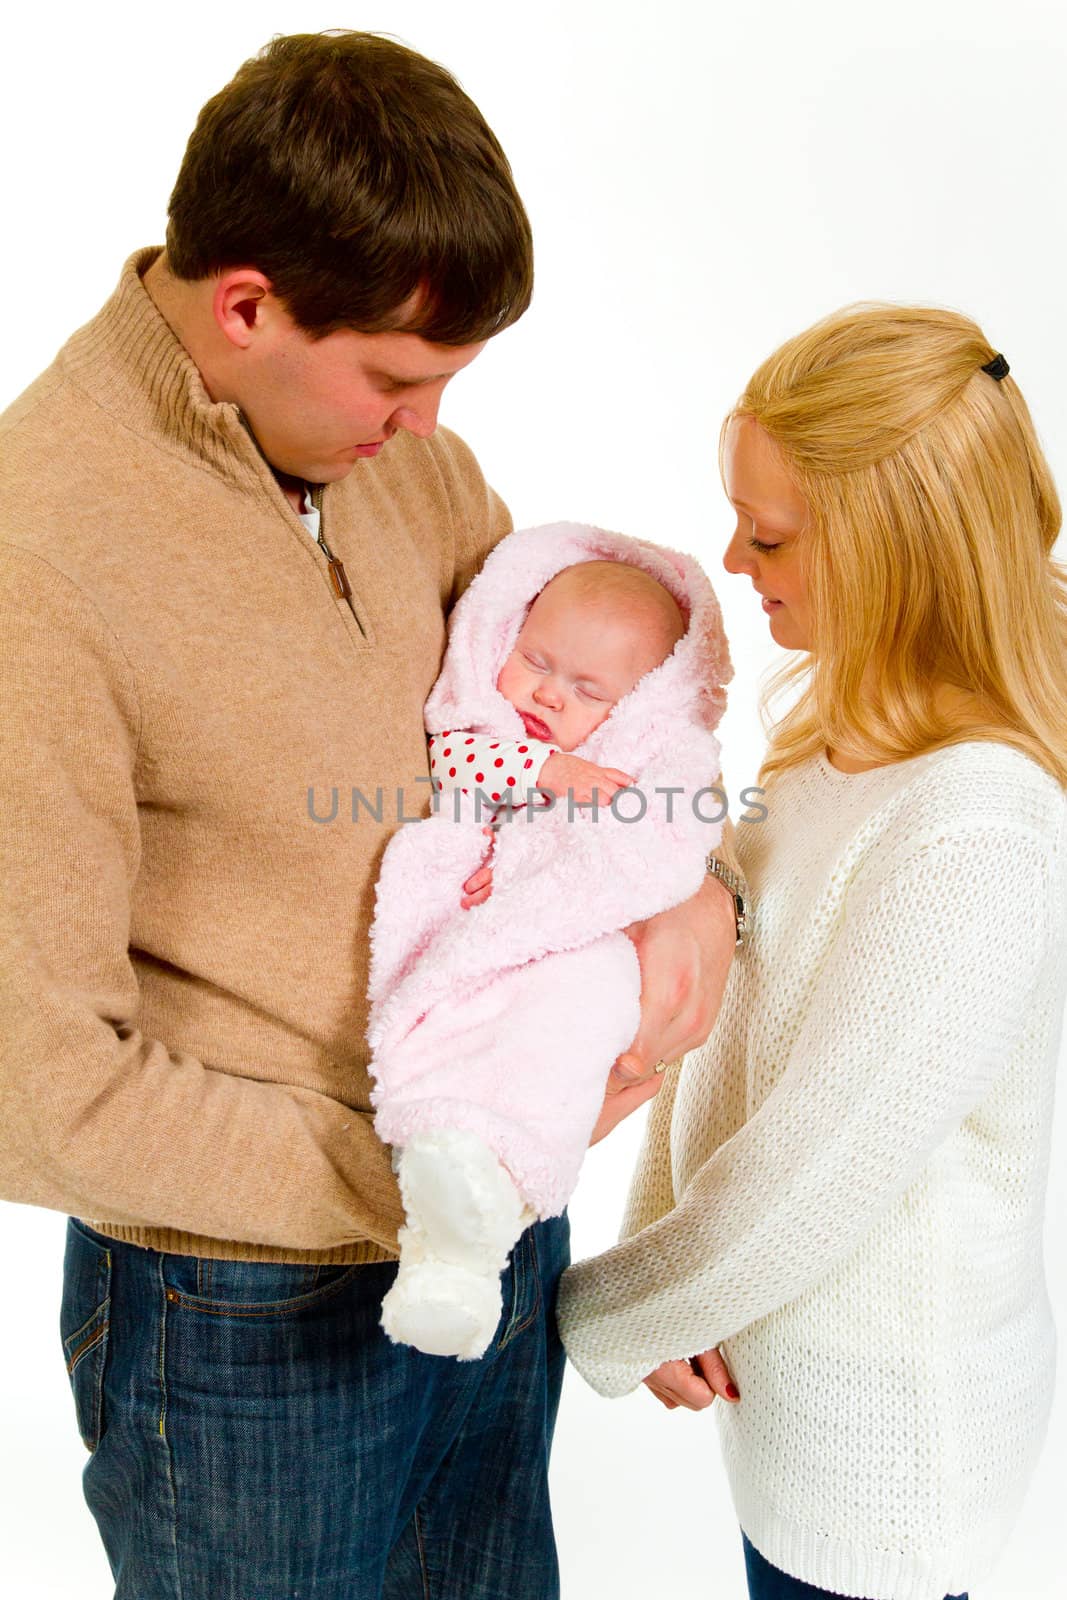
<box><xmin>496</xmin><ymin>578</ymin><xmax>672</xmax><ymax>752</ymax></box>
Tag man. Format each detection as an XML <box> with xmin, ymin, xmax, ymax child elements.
<box><xmin>0</xmin><ymin>31</ymin><xmax>735</xmax><ymax>1599</ymax></box>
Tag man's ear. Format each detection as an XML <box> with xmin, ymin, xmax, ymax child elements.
<box><xmin>212</xmin><ymin>269</ymin><xmax>276</xmax><ymax>350</ymax></box>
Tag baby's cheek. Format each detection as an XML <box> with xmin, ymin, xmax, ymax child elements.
<box><xmin>495</xmin><ymin>657</ymin><xmax>519</xmax><ymax>705</ymax></box>
<box><xmin>580</xmin><ymin>701</ymin><xmax>615</xmax><ymax>742</ymax></box>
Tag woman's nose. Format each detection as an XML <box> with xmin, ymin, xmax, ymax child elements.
<box><xmin>723</xmin><ymin>522</ymin><xmax>755</xmax><ymax>577</ymax></box>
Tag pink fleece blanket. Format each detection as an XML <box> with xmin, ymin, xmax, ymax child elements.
<box><xmin>367</xmin><ymin>522</ymin><xmax>732</xmax><ymax>1217</ymax></box>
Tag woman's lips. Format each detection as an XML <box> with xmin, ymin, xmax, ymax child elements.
<box><xmin>521</xmin><ymin>712</ymin><xmax>553</xmax><ymax>740</ymax></box>
<box><xmin>761</xmin><ymin>596</ymin><xmax>784</xmax><ymax>613</ymax></box>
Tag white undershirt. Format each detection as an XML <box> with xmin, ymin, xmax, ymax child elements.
<box><xmin>296</xmin><ymin>484</ymin><xmax>320</xmax><ymax>542</ymax></box>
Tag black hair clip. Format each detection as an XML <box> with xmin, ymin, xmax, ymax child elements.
<box><xmin>981</xmin><ymin>353</ymin><xmax>1010</xmax><ymax>381</ymax></box>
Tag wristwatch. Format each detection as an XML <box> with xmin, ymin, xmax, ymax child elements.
<box><xmin>705</xmin><ymin>854</ymin><xmax>749</xmax><ymax>948</ymax></box>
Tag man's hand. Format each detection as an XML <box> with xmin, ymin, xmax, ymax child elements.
<box><xmin>539</xmin><ymin>752</ymin><xmax>634</xmax><ymax>805</ymax></box>
<box><xmin>587</xmin><ymin>1070</ymin><xmax>664</xmax><ymax>1145</ymax></box>
<box><xmin>643</xmin><ymin>1349</ymin><xmax>739</xmax><ymax>1411</ymax></box>
<box><xmin>608</xmin><ymin>873</ymin><xmax>736</xmax><ymax>1093</ymax></box>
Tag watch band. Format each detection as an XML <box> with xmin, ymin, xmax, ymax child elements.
<box><xmin>706</xmin><ymin>853</ymin><xmax>749</xmax><ymax>948</ymax></box>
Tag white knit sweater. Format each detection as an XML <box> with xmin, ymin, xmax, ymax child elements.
<box><xmin>557</xmin><ymin>741</ymin><xmax>1067</xmax><ymax>1600</ymax></box>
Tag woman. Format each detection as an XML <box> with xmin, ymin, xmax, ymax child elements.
<box><xmin>557</xmin><ymin>305</ymin><xmax>1067</xmax><ymax>1600</ymax></box>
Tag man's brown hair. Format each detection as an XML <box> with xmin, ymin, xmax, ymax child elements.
<box><xmin>165</xmin><ymin>31</ymin><xmax>533</xmax><ymax>343</ymax></box>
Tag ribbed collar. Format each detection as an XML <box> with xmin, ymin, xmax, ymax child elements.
<box><xmin>59</xmin><ymin>248</ymin><xmax>270</xmax><ymax>491</ymax></box>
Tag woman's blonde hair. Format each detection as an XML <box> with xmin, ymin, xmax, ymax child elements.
<box><xmin>729</xmin><ymin>304</ymin><xmax>1067</xmax><ymax>786</ymax></box>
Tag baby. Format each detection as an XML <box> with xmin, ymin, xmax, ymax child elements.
<box><xmin>431</xmin><ymin>557</ymin><xmax>686</xmax><ymax>850</ymax></box>
<box><xmin>366</xmin><ymin>522</ymin><xmax>730</xmax><ymax>1360</ymax></box>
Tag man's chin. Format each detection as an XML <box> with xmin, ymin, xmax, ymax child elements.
<box><xmin>273</xmin><ymin>456</ymin><xmax>364</xmax><ymax>486</ymax></box>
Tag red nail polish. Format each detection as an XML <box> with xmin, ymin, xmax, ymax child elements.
<box><xmin>726</xmin><ymin>1383</ymin><xmax>740</xmax><ymax>1400</ymax></box>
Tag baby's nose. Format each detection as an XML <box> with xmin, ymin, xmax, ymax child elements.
<box><xmin>533</xmin><ymin>681</ymin><xmax>563</xmax><ymax>709</ymax></box>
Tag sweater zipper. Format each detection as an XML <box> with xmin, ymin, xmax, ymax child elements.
<box><xmin>310</xmin><ymin>485</ymin><xmax>365</xmax><ymax>636</ymax></box>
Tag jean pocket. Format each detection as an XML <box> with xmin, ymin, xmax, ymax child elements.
<box><xmin>162</xmin><ymin>1253</ymin><xmax>364</xmax><ymax>1319</ymax></box>
<box><xmin>60</xmin><ymin>1220</ymin><xmax>113</xmax><ymax>1452</ymax></box>
<box><xmin>498</xmin><ymin>1228</ymin><xmax>542</xmax><ymax>1350</ymax></box>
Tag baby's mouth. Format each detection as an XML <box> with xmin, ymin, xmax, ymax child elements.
<box><xmin>520</xmin><ymin>711</ymin><xmax>553</xmax><ymax>741</ymax></box>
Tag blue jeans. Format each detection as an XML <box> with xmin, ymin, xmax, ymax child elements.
<box><xmin>742</xmin><ymin>1534</ymin><xmax>968</xmax><ymax>1599</ymax></box>
<box><xmin>61</xmin><ymin>1214</ymin><xmax>569</xmax><ymax>1599</ymax></box>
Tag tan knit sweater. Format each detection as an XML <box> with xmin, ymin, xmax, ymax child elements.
<box><xmin>0</xmin><ymin>249</ymin><xmax>510</xmax><ymax>1263</ymax></box>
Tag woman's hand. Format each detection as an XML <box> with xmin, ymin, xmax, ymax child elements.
<box><xmin>643</xmin><ymin>1349</ymin><xmax>739</xmax><ymax>1411</ymax></box>
<box><xmin>609</xmin><ymin>874</ymin><xmax>737</xmax><ymax>1092</ymax></box>
<box><xmin>539</xmin><ymin>752</ymin><xmax>634</xmax><ymax>804</ymax></box>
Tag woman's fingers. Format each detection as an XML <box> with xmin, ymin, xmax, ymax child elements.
<box><xmin>641</xmin><ymin>1358</ymin><xmax>716</xmax><ymax>1411</ymax></box>
<box><xmin>644</xmin><ymin>1384</ymin><xmax>679</xmax><ymax>1410</ymax></box>
<box><xmin>694</xmin><ymin>1347</ymin><xmax>739</xmax><ymax>1402</ymax></box>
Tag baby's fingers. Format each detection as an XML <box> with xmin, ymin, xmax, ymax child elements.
<box><xmin>460</xmin><ymin>864</ymin><xmax>494</xmax><ymax>909</ymax></box>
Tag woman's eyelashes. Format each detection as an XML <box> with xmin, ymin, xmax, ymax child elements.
<box><xmin>735</xmin><ymin>508</ymin><xmax>787</xmax><ymax>556</ymax></box>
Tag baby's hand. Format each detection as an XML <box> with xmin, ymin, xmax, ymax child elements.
<box><xmin>460</xmin><ymin>864</ymin><xmax>493</xmax><ymax>909</ymax></box>
<box><xmin>539</xmin><ymin>752</ymin><xmax>634</xmax><ymax>805</ymax></box>
<box><xmin>460</xmin><ymin>827</ymin><xmax>496</xmax><ymax>910</ymax></box>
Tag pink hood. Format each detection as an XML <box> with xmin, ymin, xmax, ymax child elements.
<box><xmin>424</xmin><ymin>520</ymin><xmax>731</xmax><ymax>759</ymax></box>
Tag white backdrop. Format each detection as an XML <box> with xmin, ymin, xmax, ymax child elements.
<box><xmin>2</xmin><ymin>2</ymin><xmax>1065</xmax><ymax>1595</ymax></box>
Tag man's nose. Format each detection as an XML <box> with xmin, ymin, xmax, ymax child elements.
<box><xmin>391</xmin><ymin>393</ymin><xmax>441</xmax><ymax>439</ymax></box>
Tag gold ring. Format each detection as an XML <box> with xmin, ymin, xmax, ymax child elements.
<box><xmin>654</xmin><ymin>1060</ymin><xmax>667</xmax><ymax>1074</ymax></box>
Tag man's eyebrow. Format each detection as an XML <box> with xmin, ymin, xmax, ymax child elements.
<box><xmin>369</xmin><ymin>368</ymin><xmax>448</xmax><ymax>387</ymax></box>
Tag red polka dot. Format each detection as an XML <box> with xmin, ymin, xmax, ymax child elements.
<box><xmin>443</xmin><ymin>747</ymin><xmax>451</xmax><ymax>756</ymax></box>
<box><xmin>442</xmin><ymin>730</ymin><xmax>451</xmax><ymax>737</ymax></box>
<box><xmin>489</xmin><ymin>743</ymin><xmax>499</xmax><ymax>749</ymax></box>
<box><xmin>517</xmin><ymin>745</ymin><xmax>528</xmax><ymax>753</ymax></box>
<box><xmin>466</xmin><ymin>753</ymin><xmax>476</xmax><ymax>762</ymax></box>
<box><xmin>493</xmin><ymin>757</ymin><xmax>504</xmax><ymax>767</ymax></box>
<box><xmin>523</xmin><ymin>759</ymin><xmax>533</xmax><ymax>769</ymax></box>
<box><xmin>491</xmin><ymin>792</ymin><xmax>501</xmax><ymax>801</ymax></box>
<box><xmin>431</xmin><ymin>759</ymin><xmax>436</xmax><ymax>768</ymax></box>
<box><xmin>475</xmin><ymin>772</ymin><xmax>484</xmax><ymax>782</ymax></box>
<box><xmin>506</xmin><ymin>776</ymin><xmax>516</xmax><ymax>786</ymax></box>
<box><xmin>448</xmin><ymin>767</ymin><xmax>456</xmax><ymax>777</ymax></box>
<box><xmin>461</xmin><ymin>788</ymin><xmax>469</xmax><ymax>794</ymax></box>
<box><xmin>465</xmin><ymin>737</ymin><xmax>475</xmax><ymax>744</ymax></box>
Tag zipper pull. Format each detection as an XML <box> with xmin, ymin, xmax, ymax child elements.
<box><xmin>327</xmin><ymin>555</ymin><xmax>353</xmax><ymax>601</ymax></box>
<box><xmin>315</xmin><ymin>527</ymin><xmax>352</xmax><ymax>600</ymax></box>
<box><xmin>310</xmin><ymin>484</ymin><xmax>365</xmax><ymax>635</ymax></box>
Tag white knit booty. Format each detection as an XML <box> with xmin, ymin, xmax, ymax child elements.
<box><xmin>380</xmin><ymin>1130</ymin><xmax>531</xmax><ymax>1360</ymax></box>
